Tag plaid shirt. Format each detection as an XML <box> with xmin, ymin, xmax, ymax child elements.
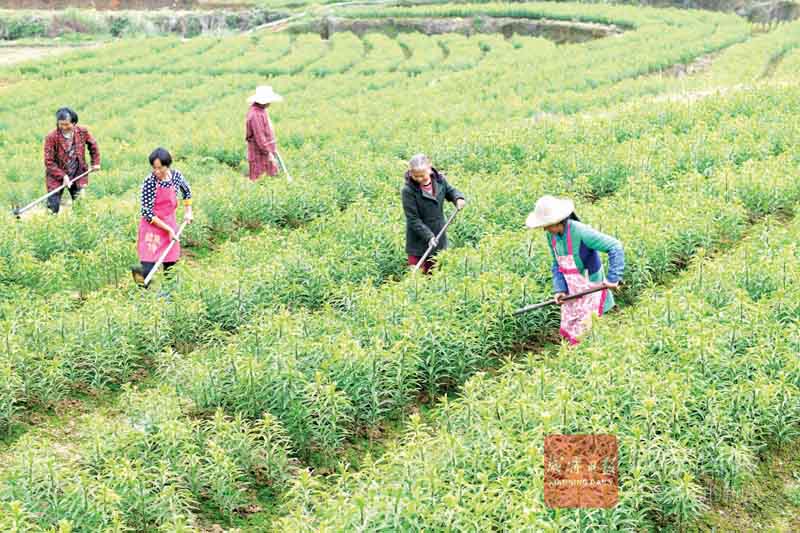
<box><xmin>44</xmin><ymin>126</ymin><xmax>100</xmax><ymax>192</ymax></box>
<box><xmin>246</xmin><ymin>104</ymin><xmax>279</xmax><ymax>179</ymax></box>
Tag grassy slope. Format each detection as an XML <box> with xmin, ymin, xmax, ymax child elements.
<box><xmin>696</xmin><ymin>440</ymin><xmax>800</xmax><ymax>532</ymax></box>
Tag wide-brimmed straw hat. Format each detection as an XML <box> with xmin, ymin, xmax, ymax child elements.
<box><xmin>525</xmin><ymin>195</ymin><xmax>575</xmax><ymax>228</ymax></box>
<box><xmin>248</xmin><ymin>85</ymin><xmax>283</xmax><ymax>104</ymax></box>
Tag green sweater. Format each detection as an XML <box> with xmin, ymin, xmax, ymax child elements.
<box><xmin>547</xmin><ymin>219</ymin><xmax>625</xmax><ymax>314</ymax></box>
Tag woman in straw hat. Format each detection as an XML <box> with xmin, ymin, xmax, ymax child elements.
<box><xmin>245</xmin><ymin>85</ymin><xmax>283</xmax><ymax>181</ymax></box>
<box><xmin>526</xmin><ymin>195</ymin><xmax>624</xmax><ymax>344</ymax></box>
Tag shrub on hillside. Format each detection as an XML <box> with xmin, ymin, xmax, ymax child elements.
<box><xmin>0</xmin><ymin>15</ymin><xmax>47</xmax><ymax>40</ymax></box>
<box><xmin>109</xmin><ymin>15</ymin><xmax>132</xmax><ymax>37</ymax></box>
<box><xmin>49</xmin><ymin>9</ymin><xmax>103</xmax><ymax>38</ymax></box>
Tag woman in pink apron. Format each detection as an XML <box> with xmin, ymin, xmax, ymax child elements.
<box><xmin>526</xmin><ymin>195</ymin><xmax>625</xmax><ymax>345</ymax></box>
<box><xmin>131</xmin><ymin>148</ymin><xmax>193</xmax><ymax>287</ymax></box>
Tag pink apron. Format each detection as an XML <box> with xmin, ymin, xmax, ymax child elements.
<box><xmin>137</xmin><ymin>174</ymin><xmax>180</xmax><ymax>263</ymax></box>
<box><xmin>552</xmin><ymin>223</ymin><xmax>607</xmax><ymax>345</ymax></box>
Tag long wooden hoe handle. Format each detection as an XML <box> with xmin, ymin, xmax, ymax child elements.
<box><xmin>413</xmin><ymin>208</ymin><xmax>460</xmax><ymax>273</ymax></box>
<box><xmin>512</xmin><ymin>285</ymin><xmax>608</xmax><ymax>316</ymax></box>
<box><xmin>13</xmin><ymin>168</ymin><xmax>93</xmax><ymax>217</ymax></box>
<box><xmin>275</xmin><ymin>150</ymin><xmax>293</xmax><ymax>183</ymax></box>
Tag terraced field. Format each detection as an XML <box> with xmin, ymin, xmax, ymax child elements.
<box><xmin>1</xmin><ymin>2</ymin><xmax>799</xmax><ymax>531</ymax></box>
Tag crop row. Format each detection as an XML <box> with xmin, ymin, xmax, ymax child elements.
<box><xmin>277</xmin><ymin>212</ymin><xmax>800</xmax><ymax>531</ymax></box>
<box><xmin>539</xmin><ymin>19</ymin><xmax>800</xmax><ymax>115</ymax></box>
<box><xmin>3</xmin><ymin>81</ymin><xmax>800</xmax><ymax>419</ymax></box>
<box><xmin>2</xmin><ymin>1</ymin><xmax>744</xmax><ymax>183</ymax></box>
<box><xmin>6</xmin><ymin>52</ymin><xmax>796</xmax><ymax>305</ymax></box>
<box><xmin>157</xmin><ymin>148</ymin><xmax>800</xmax><ymax>461</ymax></box>
<box><xmin>2</xmin><ymin>114</ymin><xmax>799</xmax><ymax>531</ymax></box>
<box><xmin>1</xmin><ymin>385</ymin><xmax>294</xmax><ymax>531</ymax></box>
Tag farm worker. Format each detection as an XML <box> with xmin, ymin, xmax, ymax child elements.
<box><xmin>131</xmin><ymin>148</ymin><xmax>193</xmax><ymax>286</ymax></box>
<box><xmin>245</xmin><ymin>85</ymin><xmax>282</xmax><ymax>181</ymax></box>
<box><xmin>44</xmin><ymin>107</ymin><xmax>100</xmax><ymax>214</ymax></box>
<box><xmin>526</xmin><ymin>195</ymin><xmax>624</xmax><ymax>345</ymax></box>
<box><xmin>402</xmin><ymin>153</ymin><xmax>466</xmax><ymax>274</ymax></box>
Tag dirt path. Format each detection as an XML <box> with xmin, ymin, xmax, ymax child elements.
<box><xmin>661</xmin><ymin>51</ymin><xmax>717</xmax><ymax>78</ymax></box>
<box><xmin>0</xmin><ymin>44</ymin><xmax>96</xmax><ymax>67</ymax></box>
<box><xmin>760</xmin><ymin>46</ymin><xmax>796</xmax><ymax>79</ymax></box>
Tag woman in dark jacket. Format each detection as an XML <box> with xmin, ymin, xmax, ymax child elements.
<box><xmin>401</xmin><ymin>153</ymin><xmax>466</xmax><ymax>274</ymax></box>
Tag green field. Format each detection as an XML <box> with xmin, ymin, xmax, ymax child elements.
<box><xmin>1</xmin><ymin>2</ymin><xmax>800</xmax><ymax>531</ymax></box>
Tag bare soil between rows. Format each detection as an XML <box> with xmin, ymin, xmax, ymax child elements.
<box><xmin>0</xmin><ymin>43</ymin><xmax>91</xmax><ymax>65</ymax></box>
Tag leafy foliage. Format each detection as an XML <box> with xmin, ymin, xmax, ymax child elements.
<box><xmin>2</xmin><ymin>3</ymin><xmax>800</xmax><ymax>531</ymax></box>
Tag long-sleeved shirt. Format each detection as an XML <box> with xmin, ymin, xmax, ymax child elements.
<box><xmin>245</xmin><ymin>104</ymin><xmax>279</xmax><ymax>179</ymax></box>
<box><xmin>140</xmin><ymin>170</ymin><xmax>192</xmax><ymax>223</ymax></box>
<box><xmin>548</xmin><ymin>219</ymin><xmax>625</xmax><ymax>312</ymax></box>
<box><xmin>43</xmin><ymin>126</ymin><xmax>100</xmax><ymax>191</ymax></box>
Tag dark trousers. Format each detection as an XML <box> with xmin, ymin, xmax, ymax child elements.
<box><xmin>140</xmin><ymin>261</ymin><xmax>176</xmax><ymax>280</ymax></box>
<box><xmin>47</xmin><ymin>181</ymin><xmax>83</xmax><ymax>214</ymax></box>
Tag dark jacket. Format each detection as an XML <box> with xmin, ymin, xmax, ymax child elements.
<box><xmin>401</xmin><ymin>168</ymin><xmax>465</xmax><ymax>256</ymax></box>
